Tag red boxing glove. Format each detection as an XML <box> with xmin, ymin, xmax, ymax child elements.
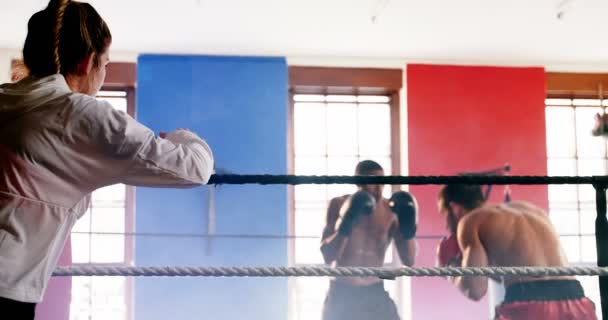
<box><xmin>436</xmin><ymin>234</ymin><xmax>462</xmax><ymax>267</ymax></box>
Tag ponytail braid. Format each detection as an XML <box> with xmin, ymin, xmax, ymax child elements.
<box><xmin>53</xmin><ymin>0</ymin><xmax>70</xmax><ymax>74</ymax></box>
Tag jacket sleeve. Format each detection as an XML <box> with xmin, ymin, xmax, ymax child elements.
<box><xmin>83</xmin><ymin>99</ymin><xmax>214</xmax><ymax>187</ymax></box>
<box><xmin>121</xmin><ymin>128</ymin><xmax>215</xmax><ymax>187</ymax></box>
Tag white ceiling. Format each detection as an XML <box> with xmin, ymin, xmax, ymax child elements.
<box><xmin>1</xmin><ymin>0</ymin><xmax>608</xmax><ymax>69</ymax></box>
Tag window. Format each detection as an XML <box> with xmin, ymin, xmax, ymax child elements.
<box><xmin>545</xmin><ymin>97</ymin><xmax>604</xmax><ymax>319</ymax></box>
<box><xmin>70</xmin><ymin>90</ymin><xmax>134</xmax><ymax>320</ymax></box>
<box><xmin>290</xmin><ymin>93</ymin><xmax>407</xmax><ymax>320</ymax></box>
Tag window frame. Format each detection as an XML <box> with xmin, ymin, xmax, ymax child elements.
<box><xmin>287</xmin><ymin>66</ymin><xmax>404</xmax><ymax>320</ymax></box>
<box><xmin>545</xmin><ymin>71</ymin><xmax>608</xmax><ymax>320</ymax></box>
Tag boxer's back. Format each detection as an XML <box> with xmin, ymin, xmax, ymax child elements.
<box><xmin>464</xmin><ymin>201</ymin><xmax>571</xmax><ymax>285</ymax></box>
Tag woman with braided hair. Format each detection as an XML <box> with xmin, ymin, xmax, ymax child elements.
<box><xmin>0</xmin><ymin>1</ymin><xmax>214</xmax><ymax>318</ymax></box>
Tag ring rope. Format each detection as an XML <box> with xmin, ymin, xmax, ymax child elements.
<box><xmin>70</xmin><ymin>231</ymin><xmax>595</xmax><ymax>240</ymax></box>
<box><xmin>207</xmin><ymin>174</ymin><xmax>608</xmax><ymax>185</ymax></box>
<box><xmin>53</xmin><ymin>265</ymin><xmax>608</xmax><ymax>277</ymax></box>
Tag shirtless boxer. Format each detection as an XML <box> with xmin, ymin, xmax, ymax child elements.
<box><xmin>320</xmin><ymin>160</ymin><xmax>418</xmax><ymax>320</ymax></box>
<box><xmin>436</xmin><ymin>184</ymin><xmax>597</xmax><ymax>319</ymax></box>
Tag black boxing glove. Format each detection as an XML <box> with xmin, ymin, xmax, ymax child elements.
<box><xmin>337</xmin><ymin>191</ymin><xmax>376</xmax><ymax>236</ymax></box>
<box><xmin>389</xmin><ymin>191</ymin><xmax>418</xmax><ymax>239</ymax></box>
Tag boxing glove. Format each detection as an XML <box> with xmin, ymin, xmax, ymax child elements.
<box><xmin>436</xmin><ymin>234</ymin><xmax>462</xmax><ymax>267</ymax></box>
<box><xmin>389</xmin><ymin>191</ymin><xmax>418</xmax><ymax>239</ymax></box>
<box><xmin>337</xmin><ymin>191</ymin><xmax>376</xmax><ymax>236</ymax></box>
<box><xmin>592</xmin><ymin>113</ymin><xmax>608</xmax><ymax>136</ymax></box>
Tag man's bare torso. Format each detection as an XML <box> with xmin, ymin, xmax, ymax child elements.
<box><xmin>462</xmin><ymin>201</ymin><xmax>572</xmax><ymax>286</ymax></box>
<box><xmin>332</xmin><ymin>195</ymin><xmax>396</xmax><ymax>285</ymax></box>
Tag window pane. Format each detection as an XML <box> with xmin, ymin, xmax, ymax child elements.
<box><xmin>295</xmin><ymin>156</ymin><xmax>326</xmax><ymax>175</ymax></box>
<box><xmin>97</xmin><ymin>97</ymin><xmax>127</xmax><ymax>113</ymax></box>
<box><xmin>326</xmin><ymin>103</ymin><xmax>358</xmax><ymax>156</ymax></box>
<box><xmin>295</xmin><ymin>209</ymin><xmax>325</xmax><ymax>237</ymax></box>
<box><xmin>358</xmin><ymin>104</ymin><xmax>391</xmax><ymax>156</ymax></box>
<box><xmin>545</xmin><ymin>98</ymin><xmax>572</xmax><ymax>106</ymax></box>
<box><xmin>326</xmin><ymin>185</ymin><xmax>357</xmax><ymax>203</ymax></box>
<box><xmin>91</xmin><ymin>234</ymin><xmax>125</xmax><ymax>263</ymax></box>
<box><xmin>581</xmin><ymin>235</ymin><xmax>598</xmax><ymax>263</ymax></box>
<box><xmin>91</xmin><ymin>208</ymin><xmax>125</xmax><ymax>233</ymax></box>
<box><xmin>294</xmin><ymin>157</ymin><xmax>327</xmax><ymax>175</ymax></box>
<box><xmin>327</xmin><ymin>156</ymin><xmax>359</xmax><ymax>175</ymax></box>
<box><xmin>91</xmin><ymin>277</ymin><xmax>126</xmax><ymax>320</ymax></box>
<box><xmin>547</xmin><ymin>158</ymin><xmax>576</xmax><ymax>175</ymax></box>
<box><xmin>73</xmin><ymin>208</ymin><xmax>91</xmax><ymax>233</ymax></box>
<box><xmin>560</xmin><ymin>236</ymin><xmax>581</xmax><ymax>262</ymax></box>
<box><xmin>295</xmin><ymin>157</ymin><xmax>328</xmax><ymax>203</ymax></box>
<box><xmin>384</xmin><ymin>280</ymin><xmax>399</xmax><ymax>307</ymax></box>
<box><xmin>71</xmin><ymin>234</ymin><xmax>90</xmax><ymax>264</ymax></box>
<box><xmin>326</xmin><ymin>95</ymin><xmax>357</xmax><ymax>102</ymax></box>
<box><xmin>575</xmin><ymin>107</ymin><xmax>605</xmax><ymax>157</ymax></box>
<box><xmin>294</xmin><ymin>94</ymin><xmax>325</xmax><ymax>102</ymax></box>
<box><xmin>294</xmin><ymin>277</ymin><xmax>329</xmax><ymax>320</ymax></box>
<box><xmin>71</xmin><ymin>309</ymin><xmax>93</xmax><ymax>320</ymax></box>
<box><xmin>98</xmin><ymin>91</ymin><xmax>127</xmax><ymax>97</ymax></box>
<box><xmin>295</xmin><ymin>185</ymin><xmax>327</xmax><ymax>204</ymax></box>
<box><xmin>384</xmin><ymin>242</ymin><xmax>393</xmax><ymax>264</ymax></box>
<box><xmin>545</xmin><ymin>107</ymin><xmax>575</xmax><ymax>157</ymax></box>
<box><xmin>579</xmin><ymin>201</ymin><xmax>596</xmax><ymax>214</ymax></box>
<box><xmin>577</xmin><ymin>276</ymin><xmax>602</xmax><ymax>320</ymax></box>
<box><xmin>573</xmin><ymin>99</ymin><xmax>602</xmax><ymax>106</ymax></box>
<box><xmin>92</xmin><ymin>184</ymin><xmax>126</xmax><ymax>203</ymax></box>
<box><xmin>579</xmin><ymin>185</ymin><xmax>598</xmax><ymax>204</ymax></box>
<box><xmin>294</xmin><ymin>103</ymin><xmax>327</xmax><ymax>156</ymax></box>
<box><xmin>358</xmin><ymin>95</ymin><xmax>390</xmax><ymax>103</ymax></box>
<box><xmin>577</xmin><ymin>159</ymin><xmax>606</xmax><ymax>203</ymax></box>
<box><xmin>578</xmin><ymin>158</ymin><xmax>607</xmax><ymax>176</ymax></box>
<box><xmin>93</xmin><ymin>310</ymin><xmax>125</xmax><ymax>320</ymax></box>
<box><xmin>92</xmin><ymin>277</ymin><xmax>125</xmax><ymax>304</ymax></box>
<box><xmin>550</xmin><ymin>210</ymin><xmax>579</xmax><ymax>235</ymax></box>
<box><xmin>327</xmin><ymin>157</ymin><xmax>359</xmax><ymax>199</ymax></box>
<box><xmin>547</xmin><ymin>158</ymin><xmax>577</xmax><ymax>203</ymax></box>
<box><xmin>295</xmin><ymin>238</ymin><xmax>324</xmax><ymax>264</ymax></box>
<box><xmin>70</xmin><ymin>277</ymin><xmax>92</xmax><ymax>320</ymax></box>
<box><xmin>580</xmin><ymin>210</ymin><xmax>596</xmax><ymax>235</ymax></box>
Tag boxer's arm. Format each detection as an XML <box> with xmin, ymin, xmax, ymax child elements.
<box><xmin>391</xmin><ymin>223</ymin><xmax>417</xmax><ymax>266</ymax></box>
<box><xmin>320</xmin><ymin>197</ymin><xmax>349</xmax><ymax>264</ymax></box>
<box><xmin>78</xmin><ymin>100</ymin><xmax>213</xmax><ymax>187</ymax></box>
<box><xmin>450</xmin><ymin>219</ymin><xmax>489</xmax><ymax>301</ymax></box>
<box><xmin>121</xmin><ymin>129</ymin><xmax>214</xmax><ymax>187</ymax></box>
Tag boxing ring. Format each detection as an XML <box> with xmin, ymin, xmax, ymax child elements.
<box><xmin>54</xmin><ymin>173</ymin><xmax>608</xmax><ymax>319</ymax></box>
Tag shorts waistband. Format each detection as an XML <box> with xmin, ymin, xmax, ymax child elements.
<box><xmin>329</xmin><ymin>280</ymin><xmax>385</xmax><ymax>292</ymax></box>
<box><xmin>503</xmin><ymin>279</ymin><xmax>585</xmax><ymax>303</ymax></box>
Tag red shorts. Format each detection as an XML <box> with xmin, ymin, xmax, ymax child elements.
<box><xmin>495</xmin><ymin>280</ymin><xmax>597</xmax><ymax>320</ymax></box>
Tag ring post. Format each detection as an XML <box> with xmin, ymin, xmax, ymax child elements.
<box><xmin>594</xmin><ymin>183</ymin><xmax>608</xmax><ymax>320</ymax></box>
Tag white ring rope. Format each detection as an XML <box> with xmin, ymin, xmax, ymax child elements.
<box><xmin>53</xmin><ymin>265</ymin><xmax>608</xmax><ymax>277</ymax></box>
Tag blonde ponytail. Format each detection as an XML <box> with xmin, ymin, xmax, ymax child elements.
<box><xmin>53</xmin><ymin>0</ymin><xmax>70</xmax><ymax>74</ymax></box>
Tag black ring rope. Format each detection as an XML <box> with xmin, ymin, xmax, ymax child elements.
<box><xmin>207</xmin><ymin>174</ymin><xmax>608</xmax><ymax>186</ymax></box>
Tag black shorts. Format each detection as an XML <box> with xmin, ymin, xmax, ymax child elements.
<box><xmin>322</xmin><ymin>280</ymin><xmax>400</xmax><ymax>320</ymax></box>
<box><xmin>0</xmin><ymin>296</ymin><xmax>36</xmax><ymax>320</ymax></box>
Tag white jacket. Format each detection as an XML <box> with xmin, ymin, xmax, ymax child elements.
<box><xmin>0</xmin><ymin>74</ymin><xmax>214</xmax><ymax>303</ymax></box>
